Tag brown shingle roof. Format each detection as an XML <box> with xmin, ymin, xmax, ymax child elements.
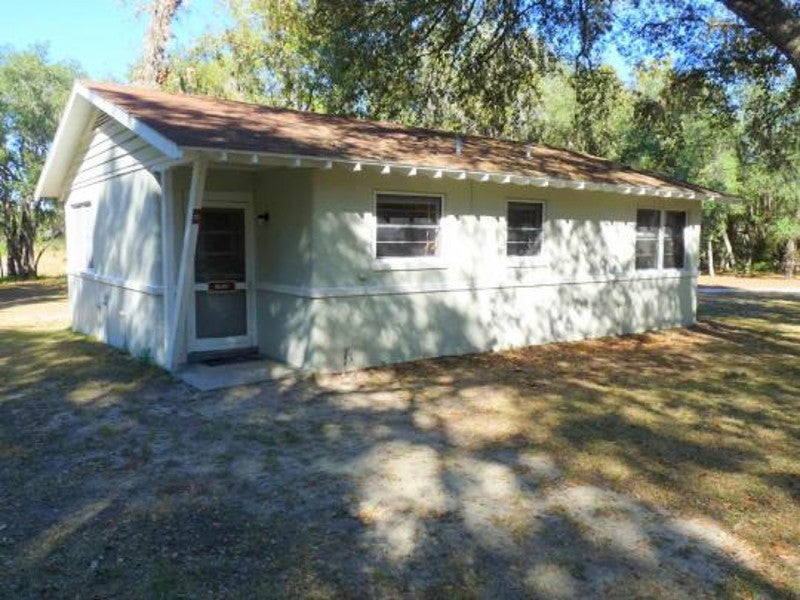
<box><xmin>85</xmin><ymin>81</ymin><xmax>717</xmax><ymax>196</ymax></box>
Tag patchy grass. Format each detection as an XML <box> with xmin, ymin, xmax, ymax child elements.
<box><xmin>0</xmin><ymin>281</ymin><xmax>798</xmax><ymax>597</ymax></box>
<box><xmin>699</xmin><ymin>273</ymin><xmax>800</xmax><ymax>292</ymax></box>
<box><xmin>35</xmin><ymin>238</ymin><xmax>67</xmax><ymax>278</ymax></box>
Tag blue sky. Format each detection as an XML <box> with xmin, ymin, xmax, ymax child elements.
<box><xmin>2</xmin><ymin>0</ymin><xmax>228</xmax><ymax>80</ymax></box>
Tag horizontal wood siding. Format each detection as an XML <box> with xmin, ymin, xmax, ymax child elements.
<box><xmin>70</xmin><ymin>117</ymin><xmax>168</xmax><ymax>190</ymax></box>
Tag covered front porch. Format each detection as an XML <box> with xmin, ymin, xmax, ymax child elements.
<box><xmin>160</xmin><ymin>154</ymin><xmax>316</xmax><ymax>373</ymax></box>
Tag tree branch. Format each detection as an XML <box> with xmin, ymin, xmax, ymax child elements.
<box><xmin>720</xmin><ymin>0</ymin><xmax>800</xmax><ymax>78</ymax></box>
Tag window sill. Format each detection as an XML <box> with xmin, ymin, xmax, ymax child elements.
<box><xmin>371</xmin><ymin>257</ymin><xmax>448</xmax><ymax>271</ymax></box>
<box><xmin>506</xmin><ymin>256</ymin><xmax>546</xmax><ymax>269</ymax></box>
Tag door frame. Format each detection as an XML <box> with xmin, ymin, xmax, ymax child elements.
<box><xmin>187</xmin><ymin>191</ymin><xmax>257</xmax><ymax>353</ymax></box>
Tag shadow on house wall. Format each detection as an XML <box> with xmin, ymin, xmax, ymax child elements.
<box><xmin>70</xmin><ymin>171</ymin><xmax>164</xmax><ymax>362</ymax></box>
<box><xmin>282</xmin><ymin>181</ymin><xmax>694</xmax><ymax>371</ymax></box>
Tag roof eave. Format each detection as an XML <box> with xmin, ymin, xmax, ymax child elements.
<box><xmin>181</xmin><ymin>145</ymin><xmax>718</xmax><ymax>202</ymax></box>
<box><xmin>34</xmin><ymin>83</ymin><xmax>85</xmax><ymax>199</ymax></box>
<box><xmin>35</xmin><ymin>81</ymin><xmax>184</xmax><ymax>200</ymax></box>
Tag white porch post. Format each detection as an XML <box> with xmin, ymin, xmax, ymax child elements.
<box><xmin>165</xmin><ymin>157</ymin><xmax>208</xmax><ymax>370</ymax></box>
<box><xmin>160</xmin><ymin>167</ymin><xmax>176</xmax><ymax>363</ymax></box>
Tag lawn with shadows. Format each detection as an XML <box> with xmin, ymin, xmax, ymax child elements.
<box><xmin>0</xmin><ymin>279</ymin><xmax>798</xmax><ymax>597</ymax></box>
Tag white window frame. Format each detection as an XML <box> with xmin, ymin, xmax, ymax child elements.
<box><xmin>505</xmin><ymin>198</ymin><xmax>546</xmax><ymax>268</ymax></box>
<box><xmin>635</xmin><ymin>207</ymin><xmax>687</xmax><ymax>272</ymax></box>
<box><xmin>67</xmin><ymin>199</ymin><xmax>94</xmax><ymax>273</ymax></box>
<box><xmin>371</xmin><ymin>190</ymin><xmax>447</xmax><ymax>271</ymax></box>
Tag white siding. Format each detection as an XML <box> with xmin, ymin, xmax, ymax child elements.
<box><xmin>70</xmin><ymin>117</ymin><xmax>167</xmax><ymax>190</ymax></box>
<box><xmin>64</xmin><ymin>117</ymin><xmax>166</xmax><ymax>365</ymax></box>
<box><xmin>68</xmin><ymin>273</ymin><xmax>164</xmax><ymax>364</ymax></box>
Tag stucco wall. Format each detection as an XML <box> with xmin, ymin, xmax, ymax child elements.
<box><xmin>258</xmin><ymin>168</ymin><xmax>700</xmax><ymax>371</ymax></box>
<box><xmin>309</xmin><ymin>169</ymin><xmax>700</xmax><ymax>289</ymax></box>
<box><xmin>67</xmin><ymin>158</ymin><xmax>700</xmax><ymax>372</ymax></box>
<box><xmin>170</xmin><ymin>167</ymin><xmax>315</xmax><ymax>364</ymax></box>
<box><xmin>297</xmin><ymin>276</ymin><xmax>695</xmax><ymax>371</ymax></box>
<box><xmin>254</xmin><ymin>168</ymin><xmax>314</xmax><ymax>363</ymax></box>
<box><xmin>255</xmin><ymin>169</ymin><xmax>314</xmax><ymax>287</ymax></box>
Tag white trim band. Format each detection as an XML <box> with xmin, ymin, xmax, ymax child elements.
<box><xmin>258</xmin><ymin>271</ymin><xmax>698</xmax><ymax>300</ymax></box>
<box><xmin>69</xmin><ymin>269</ymin><xmax>164</xmax><ymax>296</ymax></box>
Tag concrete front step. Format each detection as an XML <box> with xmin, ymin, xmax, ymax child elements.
<box><xmin>177</xmin><ymin>358</ymin><xmax>305</xmax><ymax>391</ymax></box>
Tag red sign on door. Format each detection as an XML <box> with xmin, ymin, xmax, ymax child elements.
<box><xmin>208</xmin><ymin>281</ymin><xmax>237</xmax><ymax>292</ymax></box>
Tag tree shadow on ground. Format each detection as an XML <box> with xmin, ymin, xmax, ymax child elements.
<box><xmin>699</xmin><ymin>291</ymin><xmax>800</xmax><ymax>325</ymax></box>
<box><xmin>0</xmin><ymin>278</ymin><xmax>66</xmax><ymax>309</ymax></box>
<box><xmin>1</xmin><ymin>288</ymin><xmax>798</xmax><ymax>597</ymax></box>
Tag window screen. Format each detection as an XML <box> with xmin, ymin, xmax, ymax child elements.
<box><xmin>507</xmin><ymin>202</ymin><xmax>544</xmax><ymax>256</ymax></box>
<box><xmin>663</xmin><ymin>211</ymin><xmax>686</xmax><ymax>269</ymax></box>
<box><xmin>635</xmin><ymin>209</ymin><xmax>660</xmax><ymax>270</ymax></box>
<box><xmin>375</xmin><ymin>194</ymin><xmax>441</xmax><ymax>258</ymax></box>
<box><xmin>194</xmin><ymin>208</ymin><xmax>246</xmax><ymax>283</ymax></box>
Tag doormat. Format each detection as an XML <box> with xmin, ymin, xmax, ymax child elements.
<box><xmin>201</xmin><ymin>352</ymin><xmax>264</xmax><ymax>367</ymax></box>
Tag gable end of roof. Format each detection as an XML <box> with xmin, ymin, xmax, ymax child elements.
<box><xmin>34</xmin><ymin>81</ymin><xmax>183</xmax><ymax>199</ymax></box>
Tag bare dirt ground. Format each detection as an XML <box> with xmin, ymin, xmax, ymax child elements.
<box><xmin>1</xmin><ymin>279</ymin><xmax>798</xmax><ymax>598</ymax></box>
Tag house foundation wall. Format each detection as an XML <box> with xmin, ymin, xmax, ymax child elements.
<box><xmin>259</xmin><ymin>274</ymin><xmax>695</xmax><ymax>372</ymax></box>
<box><xmin>69</xmin><ymin>274</ymin><xmax>165</xmax><ymax>364</ymax></box>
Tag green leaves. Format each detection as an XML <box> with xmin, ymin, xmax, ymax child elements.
<box><xmin>162</xmin><ymin>0</ymin><xmax>323</xmax><ymax>110</ymax></box>
<box><xmin>0</xmin><ymin>46</ymin><xmax>79</xmax><ymax>190</ymax></box>
<box><xmin>0</xmin><ymin>46</ymin><xmax>81</xmax><ymax>276</ymax></box>
<box><xmin>158</xmin><ymin>0</ymin><xmax>798</xmax><ymax>273</ymax></box>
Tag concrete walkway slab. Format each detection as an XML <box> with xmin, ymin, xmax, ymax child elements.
<box><xmin>177</xmin><ymin>358</ymin><xmax>305</xmax><ymax>391</ymax></box>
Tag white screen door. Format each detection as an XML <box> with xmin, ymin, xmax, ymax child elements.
<box><xmin>188</xmin><ymin>195</ymin><xmax>255</xmax><ymax>353</ymax></box>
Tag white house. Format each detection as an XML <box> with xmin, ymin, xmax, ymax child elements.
<box><xmin>35</xmin><ymin>81</ymin><xmax>734</xmax><ymax>373</ymax></box>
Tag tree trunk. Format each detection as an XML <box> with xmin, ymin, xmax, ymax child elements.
<box><xmin>133</xmin><ymin>0</ymin><xmax>184</xmax><ymax>86</ymax></box>
<box><xmin>707</xmin><ymin>238</ymin><xmax>716</xmax><ymax>277</ymax></box>
<box><xmin>720</xmin><ymin>0</ymin><xmax>800</xmax><ymax>79</ymax></box>
<box><xmin>1</xmin><ymin>202</ymin><xmax>40</xmax><ymax>279</ymax></box>
<box><xmin>786</xmin><ymin>236</ymin><xmax>798</xmax><ymax>278</ymax></box>
<box><xmin>722</xmin><ymin>228</ymin><xmax>735</xmax><ymax>271</ymax></box>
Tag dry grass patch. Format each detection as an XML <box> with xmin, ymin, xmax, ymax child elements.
<box><xmin>0</xmin><ymin>280</ymin><xmax>798</xmax><ymax>597</ymax></box>
<box><xmin>354</xmin><ymin>292</ymin><xmax>800</xmax><ymax>593</ymax></box>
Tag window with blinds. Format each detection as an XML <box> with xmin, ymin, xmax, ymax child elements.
<box><xmin>507</xmin><ymin>201</ymin><xmax>544</xmax><ymax>257</ymax></box>
<box><xmin>375</xmin><ymin>193</ymin><xmax>442</xmax><ymax>258</ymax></box>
